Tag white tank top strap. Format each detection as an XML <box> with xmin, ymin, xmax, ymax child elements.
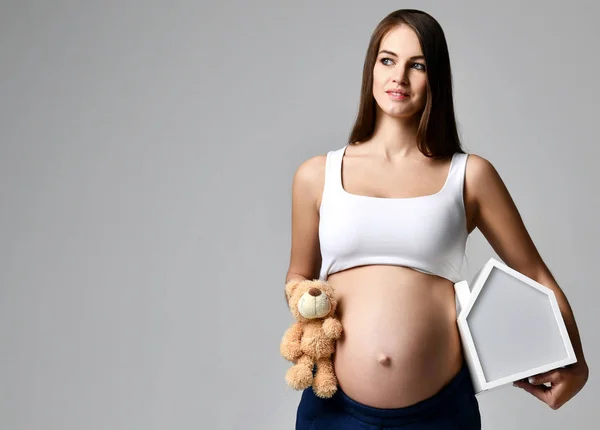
<box><xmin>449</xmin><ymin>152</ymin><xmax>469</xmax><ymax>181</ymax></box>
<box><xmin>444</xmin><ymin>152</ymin><xmax>469</xmax><ymax>204</ymax></box>
<box><xmin>322</xmin><ymin>146</ymin><xmax>346</xmax><ymax>199</ymax></box>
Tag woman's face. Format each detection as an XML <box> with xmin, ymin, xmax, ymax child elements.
<box><xmin>372</xmin><ymin>25</ymin><xmax>428</xmax><ymax>120</ymax></box>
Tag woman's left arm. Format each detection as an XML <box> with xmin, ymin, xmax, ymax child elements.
<box><xmin>467</xmin><ymin>155</ymin><xmax>590</xmax><ymax>410</ymax></box>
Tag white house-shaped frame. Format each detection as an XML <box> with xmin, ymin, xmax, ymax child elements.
<box><xmin>454</xmin><ymin>257</ymin><xmax>577</xmax><ymax>394</ymax></box>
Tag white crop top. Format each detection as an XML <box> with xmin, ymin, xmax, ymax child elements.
<box><xmin>318</xmin><ymin>145</ymin><xmax>469</xmax><ymax>283</ymax></box>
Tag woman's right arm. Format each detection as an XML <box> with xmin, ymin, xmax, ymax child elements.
<box><xmin>284</xmin><ymin>155</ymin><xmax>326</xmax><ymax>305</ymax></box>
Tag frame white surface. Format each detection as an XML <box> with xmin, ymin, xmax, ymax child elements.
<box><xmin>455</xmin><ymin>257</ymin><xmax>577</xmax><ymax>393</ymax></box>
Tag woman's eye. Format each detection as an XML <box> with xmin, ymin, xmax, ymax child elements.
<box><xmin>380</xmin><ymin>58</ymin><xmax>426</xmax><ymax>71</ymax></box>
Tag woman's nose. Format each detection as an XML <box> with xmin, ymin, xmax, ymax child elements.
<box><xmin>392</xmin><ymin>71</ymin><xmax>409</xmax><ymax>85</ymax></box>
<box><xmin>392</xmin><ymin>65</ymin><xmax>410</xmax><ymax>85</ymax></box>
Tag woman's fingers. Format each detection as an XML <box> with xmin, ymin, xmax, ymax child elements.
<box><xmin>527</xmin><ymin>370</ymin><xmax>562</xmax><ymax>385</ymax></box>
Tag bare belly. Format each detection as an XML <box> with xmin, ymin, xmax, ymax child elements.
<box><xmin>329</xmin><ymin>265</ymin><xmax>464</xmax><ymax>408</ymax></box>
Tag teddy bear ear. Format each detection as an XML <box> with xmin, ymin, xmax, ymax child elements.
<box><xmin>285</xmin><ymin>279</ymin><xmax>303</xmax><ymax>300</ymax></box>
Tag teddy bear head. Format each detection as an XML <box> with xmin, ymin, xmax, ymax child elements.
<box><xmin>285</xmin><ymin>279</ymin><xmax>338</xmax><ymax>322</ymax></box>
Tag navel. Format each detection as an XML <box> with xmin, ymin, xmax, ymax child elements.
<box><xmin>377</xmin><ymin>353</ymin><xmax>391</xmax><ymax>366</ymax></box>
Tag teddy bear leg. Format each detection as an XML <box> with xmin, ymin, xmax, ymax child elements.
<box><xmin>312</xmin><ymin>357</ymin><xmax>338</xmax><ymax>398</ymax></box>
<box><xmin>285</xmin><ymin>354</ymin><xmax>314</xmax><ymax>391</ymax></box>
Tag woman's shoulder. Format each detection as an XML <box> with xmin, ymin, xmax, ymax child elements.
<box><xmin>462</xmin><ymin>152</ymin><xmax>501</xmax><ymax>181</ymax></box>
<box><xmin>462</xmin><ymin>152</ymin><xmax>511</xmax><ymax>206</ymax></box>
<box><xmin>291</xmin><ymin>151</ymin><xmax>329</xmax><ymax>202</ymax></box>
<box><xmin>294</xmin><ymin>153</ymin><xmax>327</xmax><ymax>181</ymax></box>
<box><xmin>293</xmin><ymin>145</ymin><xmax>346</xmax><ymax>180</ymax></box>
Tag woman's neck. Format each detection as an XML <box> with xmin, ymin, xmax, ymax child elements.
<box><xmin>363</xmin><ymin>112</ymin><xmax>421</xmax><ymax>159</ymax></box>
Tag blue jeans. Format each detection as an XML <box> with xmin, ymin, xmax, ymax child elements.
<box><xmin>295</xmin><ymin>363</ymin><xmax>481</xmax><ymax>429</ymax></box>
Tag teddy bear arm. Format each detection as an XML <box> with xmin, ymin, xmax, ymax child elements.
<box><xmin>322</xmin><ymin>317</ymin><xmax>343</xmax><ymax>339</ymax></box>
<box><xmin>283</xmin><ymin>321</ymin><xmax>304</xmax><ymax>342</ymax></box>
<box><xmin>280</xmin><ymin>322</ymin><xmax>304</xmax><ymax>361</ymax></box>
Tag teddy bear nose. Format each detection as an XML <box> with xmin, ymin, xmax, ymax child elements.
<box><xmin>308</xmin><ymin>288</ymin><xmax>321</xmax><ymax>297</ymax></box>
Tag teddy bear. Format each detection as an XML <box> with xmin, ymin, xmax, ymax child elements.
<box><xmin>280</xmin><ymin>278</ymin><xmax>343</xmax><ymax>399</ymax></box>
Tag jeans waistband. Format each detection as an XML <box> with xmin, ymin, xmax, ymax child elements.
<box><xmin>333</xmin><ymin>363</ymin><xmax>474</xmax><ymax>426</ymax></box>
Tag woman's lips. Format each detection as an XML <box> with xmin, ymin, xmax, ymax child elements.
<box><xmin>387</xmin><ymin>91</ymin><xmax>409</xmax><ymax>100</ymax></box>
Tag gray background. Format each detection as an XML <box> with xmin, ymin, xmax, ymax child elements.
<box><xmin>0</xmin><ymin>0</ymin><xmax>597</xmax><ymax>429</ymax></box>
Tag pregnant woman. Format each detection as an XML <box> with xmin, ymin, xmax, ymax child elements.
<box><xmin>285</xmin><ymin>8</ymin><xmax>589</xmax><ymax>430</ymax></box>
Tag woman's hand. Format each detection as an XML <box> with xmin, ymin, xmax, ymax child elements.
<box><xmin>513</xmin><ymin>361</ymin><xmax>589</xmax><ymax>409</ymax></box>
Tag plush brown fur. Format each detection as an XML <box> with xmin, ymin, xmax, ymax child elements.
<box><xmin>280</xmin><ymin>279</ymin><xmax>343</xmax><ymax>398</ymax></box>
